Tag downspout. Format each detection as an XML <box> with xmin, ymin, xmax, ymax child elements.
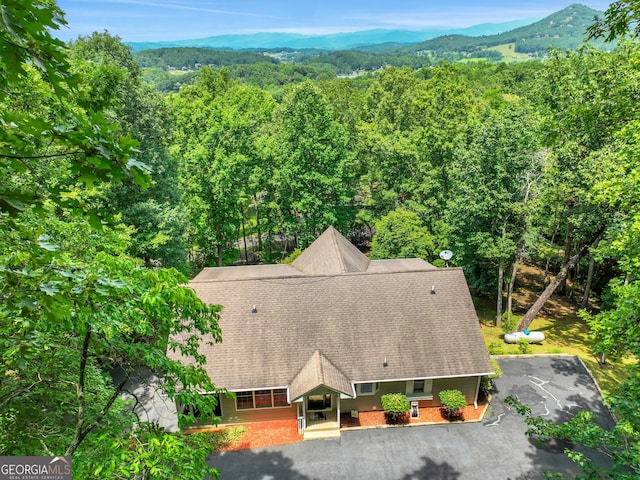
<box><xmin>473</xmin><ymin>376</ymin><xmax>481</xmax><ymax>409</ymax></box>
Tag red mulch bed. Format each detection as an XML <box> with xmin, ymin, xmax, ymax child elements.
<box><xmin>341</xmin><ymin>403</ymin><xmax>487</xmax><ymax>428</ymax></box>
<box><xmin>208</xmin><ymin>404</ymin><xmax>487</xmax><ymax>451</ymax></box>
<box><xmin>218</xmin><ymin>419</ymin><xmax>302</xmax><ymax>451</ymax></box>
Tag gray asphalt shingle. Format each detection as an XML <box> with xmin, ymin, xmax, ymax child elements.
<box><xmin>169</xmin><ymin>228</ymin><xmax>493</xmax><ymax>392</ymax></box>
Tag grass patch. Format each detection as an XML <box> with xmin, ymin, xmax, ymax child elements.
<box><xmin>488</xmin><ymin>43</ymin><xmax>531</xmax><ymax>62</ymax></box>
<box><xmin>477</xmin><ymin>296</ymin><xmax>630</xmax><ymax>395</ymax></box>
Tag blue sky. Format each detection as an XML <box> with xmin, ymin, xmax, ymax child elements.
<box><xmin>55</xmin><ymin>1</ymin><xmax>613</xmax><ymax>42</ymax></box>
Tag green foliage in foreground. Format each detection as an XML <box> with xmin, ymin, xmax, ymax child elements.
<box><xmin>506</xmin><ymin>396</ymin><xmax>639</xmax><ymax>479</ymax></box>
<box><xmin>1</xmin><ymin>2</ymin><xmax>224</xmax><ymax>478</ymax></box>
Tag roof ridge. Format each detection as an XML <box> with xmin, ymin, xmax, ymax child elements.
<box><xmin>330</xmin><ymin>228</ymin><xmax>347</xmax><ymax>273</ymax></box>
<box><xmin>317</xmin><ymin>349</ymin><xmax>324</xmax><ymax>382</ymax></box>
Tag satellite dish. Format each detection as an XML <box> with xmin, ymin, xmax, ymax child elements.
<box><xmin>439</xmin><ymin>250</ymin><xmax>453</xmax><ymax>261</ymax></box>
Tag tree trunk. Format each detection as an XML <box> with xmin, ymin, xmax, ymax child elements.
<box><xmin>506</xmin><ymin>256</ymin><xmax>520</xmax><ymax>316</ymax></box>
<box><xmin>559</xmin><ymin>210</ymin><xmax>574</xmax><ymax>295</ymax></box>
<box><xmin>215</xmin><ymin>222</ymin><xmax>223</xmax><ymax>267</ymax></box>
<box><xmin>496</xmin><ymin>259</ymin><xmax>505</xmax><ymax>327</ymax></box>
<box><xmin>517</xmin><ymin>243</ymin><xmax>590</xmax><ymax>331</ymax></box>
<box><xmin>580</xmin><ymin>254</ymin><xmax>596</xmax><ymax>309</ymax></box>
<box><xmin>241</xmin><ymin>209</ymin><xmax>248</xmax><ymax>264</ymax></box>
<box><xmin>256</xmin><ymin>201</ymin><xmax>263</xmax><ymax>253</ymax></box>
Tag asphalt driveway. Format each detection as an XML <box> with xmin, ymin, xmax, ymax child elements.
<box><xmin>209</xmin><ymin>356</ymin><xmax>615</xmax><ymax>479</ymax></box>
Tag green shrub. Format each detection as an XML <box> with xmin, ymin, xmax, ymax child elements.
<box><xmin>480</xmin><ymin>358</ymin><xmax>503</xmax><ymax>400</ymax></box>
<box><xmin>517</xmin><ymin>338</ymin><xmax>532</xmax><ymax>354</ymax></box>
<box><xmin>439</xmin><ymin>389</ymin><xmax>466</xmax><ymax>420</ymax></box>
<box><xmin>500</xmin><ymin>312</ymin><xmax>518</xmax><ymax>335</ymax></box>
<box><xmin>488</xmin><ymin>341</ymin><xmax>504</xmax><ymax>355</ymax></box>
<box><xmin>279</xmin><ymin>248</ymin><xmax>302</xmax><ymax>264</ymax></box>
<box><xmin>199</xmin><ymin>426</ymin><xmax>245</xmax><ymax>451</ymax></box>
<box><xmin>381</xmin><ymin>393</ymin><xmax>410</xmax><ymax>424</ymax></box>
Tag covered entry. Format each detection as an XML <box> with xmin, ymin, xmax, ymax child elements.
<box><xmin>290</xmin><ymin>351</ymin><xmax>354</xmax><ymax>439</ymax></box>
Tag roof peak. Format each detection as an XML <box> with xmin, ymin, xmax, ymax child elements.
<box><xmin>291</xmin><ymin>226</ymin><xmax>370</xmax><ymax>276</ymax></box>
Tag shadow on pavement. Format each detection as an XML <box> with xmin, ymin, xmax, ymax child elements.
<box><xmin>400</xmin><ymin>456</ymin><xmax>461</xmax><ymax>480</ymax></box>
<box><xmin>210</xmin><ymin>449</ymin><xmax>311</xmax><ymax>480</ymax></box>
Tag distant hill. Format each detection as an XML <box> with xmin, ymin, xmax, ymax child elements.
<box><xmin>400</xmin><ymin>4</ymin><xmax>606</xmax><ymax>56</ymax></box>
<box><xmin>126</xmin><ymin>18</ymin><xmax>537</xmax><ymax>52</ymax></box>
<box><xmin>133</xmin><ymin>4</ymin><xmax>610</xmax><ymax>77</ymax></box>
<box><xmin>133</xmin><ymin>48</ymin><xmax>279</xmax><ymax>69</ymax></box>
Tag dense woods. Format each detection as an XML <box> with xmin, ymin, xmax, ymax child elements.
<box><xmin>1</xmin><ymin>1</ymin><xmax>640</xmax><ymax>478</ymax></box>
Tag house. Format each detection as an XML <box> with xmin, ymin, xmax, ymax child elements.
<box><xmin>169</xmin><ymin>227</ymin><xmax>493</xmax><ymax>439</ymax></box>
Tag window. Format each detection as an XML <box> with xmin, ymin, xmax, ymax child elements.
<box><xmin>183</xmin><ymin>394</ymin><xmax>222</xmax><ymax>419</ymax></box>
<box><xmin>356</xmin><ymin>382</ymin><xmax>379</xmax><ymax>396</ymax></box>
<box><xmin>407</xmin><ymin>379</ymin><xmax>433</xmax><ymax>397</ymax></box>
<box><xmin>307</xmin><ymin>394</ymin><xmax>332</xmax><ymax>411</ymax></box>
<box><xmin>236</xmin><ymin>391</ymin><xmax>254</xmax><ymax>410</ymax></box>
<box><xmin>413</xmin><ymin>380</ymin><xmax>425</xmax><ymax>394</ymax></box>
<box><xmin>254</xmin><ymin>390</ymin><xmax>272</xmax><ymax>408</ymax></box>
<box><xmin>273</xmin><ymin>388</ymin><xmax>289</xmax><ymax>407</ymax></box>
<box><xmin>235</xmin><ymin>389</ymin><xmax>290</xmax><ymax>410</ymax></box>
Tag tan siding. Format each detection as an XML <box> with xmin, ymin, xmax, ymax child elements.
<box><xmin>215</xmin><ymin>394</ymin><xmax>296</xmax><ymax>425</ymax></box>
<box><xmin>341</xmin><ymin>377</ymin><xmax>480</xmax><ymax>414</ymax></box>
<box><xmin>341</xmin><ymin>381</ymin><xmax>406</xmax><ymax>412</ymax></box>
<box><xmin>432</xmin><ymin>377</ymin><xmax>479</xmax><ymax>405</ymax></box>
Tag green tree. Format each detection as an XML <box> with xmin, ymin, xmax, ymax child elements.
<box><xmin>1</xmin><ymin>3</ymin><xmax>224</xmax><ymax>478</ymax></box>
<box><xmin>0</xmin><ymin>3</ymin><xmax>146</xmax><ymax>220</ymax></box>
<box><xmin>587</xmin><ymin>0</ymin><xmax>640</xmax><ymax>42</ymax></box>
<box><xmin>504</xmin><ymin>40</ymin><xmax>640</xmax><ymax>480</ymax></box>
<box><xmin>69</xmin><ymin>32</ymin><xmax>188</xmax><ymax>270</ymax></box>
<box><xmin>269</xmin><ymin>80</ymin><xmax>356</xmax><ymax>248</ymax></box>
<box><xmin>370</xmin><ymin>209</ymin><xmax>436</xmax><ymax>261</ymax></box>
<box><xmin>357</xmin><ymin>67</ymin><xmax>426</xmax><ymax>216</ymax></box>
<box><xmin>357</xmin><ymin>65</ymin><xmax>476</xmax><ymax>241</ymax></box>
<box><xmin>449</xmin><ymin>103</ymin><xmax>544</xmax><ymax>325</ymax></box>
<box><xmin>171</xmin><ymin>71</ymin><xmax>276</xmax><ymax>266</ymax></box>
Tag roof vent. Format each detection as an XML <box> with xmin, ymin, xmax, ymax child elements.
<box><xmin>252</xmin><ymin>305</ymin><xmax>257</xmax><ymax>313</ymax></box>
<box><xmin>431</xmin><ymin>285</ymin><xmax>436</xmax><ymax>295</ymax></box>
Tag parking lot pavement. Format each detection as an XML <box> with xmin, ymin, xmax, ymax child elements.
<box><xmin>209</xmin><ymin>356</ymin><xmax>615</xmax><ymax>480</ymax></box>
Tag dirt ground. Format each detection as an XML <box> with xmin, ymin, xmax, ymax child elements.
<box><xmin>510</xmin><ymin>263</ymin><xmax>586</xmax><ymax>318</ymax></box>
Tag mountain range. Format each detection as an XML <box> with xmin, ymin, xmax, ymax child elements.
<box><xmin>127</xmin><ymin>4</ymin><xmax>608</xmax><ymax>54</ymax></box>
<box><xmin>127</xmin><ymin>18</ymin><xmax>538</xmax><ymax>52</ymax></box>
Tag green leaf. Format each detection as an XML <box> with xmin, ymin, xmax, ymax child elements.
<box><xmin>37</xmin><ymin>234</ymin><xmax>59</xmax><ymax>251</ymax></box>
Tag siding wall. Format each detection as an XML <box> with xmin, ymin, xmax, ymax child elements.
<box><xmin>432</xmin><ymin>377</ymin><xmax>479</xmax><ymax>405</ymax></box>
<box><xmin>202</xmin><ymin>376</ymin><xmax>480</xmax><ymax>426</ymax></box>
<box><xmin>341</xmin><ymin>381</ymin><xmax>405</xmax><ymax>412</ymax></box>
<box><xmin>217</xmin><ymin>394</ymin><xmax>297</xmax><ymax>425</ymax></box>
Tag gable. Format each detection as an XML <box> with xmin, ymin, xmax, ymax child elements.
<box><xmin>291</xmin><ymin>226</ymin><xmax>370</xmax><ymax>275</ymax></box>
<box><xmin>289</xmin><ymin>350</ymin><xmax>355</xmax><ymax>401</ymax></box>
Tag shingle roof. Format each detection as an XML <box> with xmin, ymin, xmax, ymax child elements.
<box><xmin>169</xmin><ymin>228</ymin><xmax>493</xmax><ymax>394</ymax></box>
<box><xmin>289</xmin><ymin>350</ymin><xmax>354</xmax><ymax>401</ymax></box>
<box><xmin>291</xmin><ymin>226</ymin><xmax>370</xmax><ymax>275</ymax></box>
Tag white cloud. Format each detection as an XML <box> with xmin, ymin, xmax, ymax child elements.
<box><xmin>101</xmin><ymin>0</ymin><xmax>279</xmax><ymax>19</ymax></box>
